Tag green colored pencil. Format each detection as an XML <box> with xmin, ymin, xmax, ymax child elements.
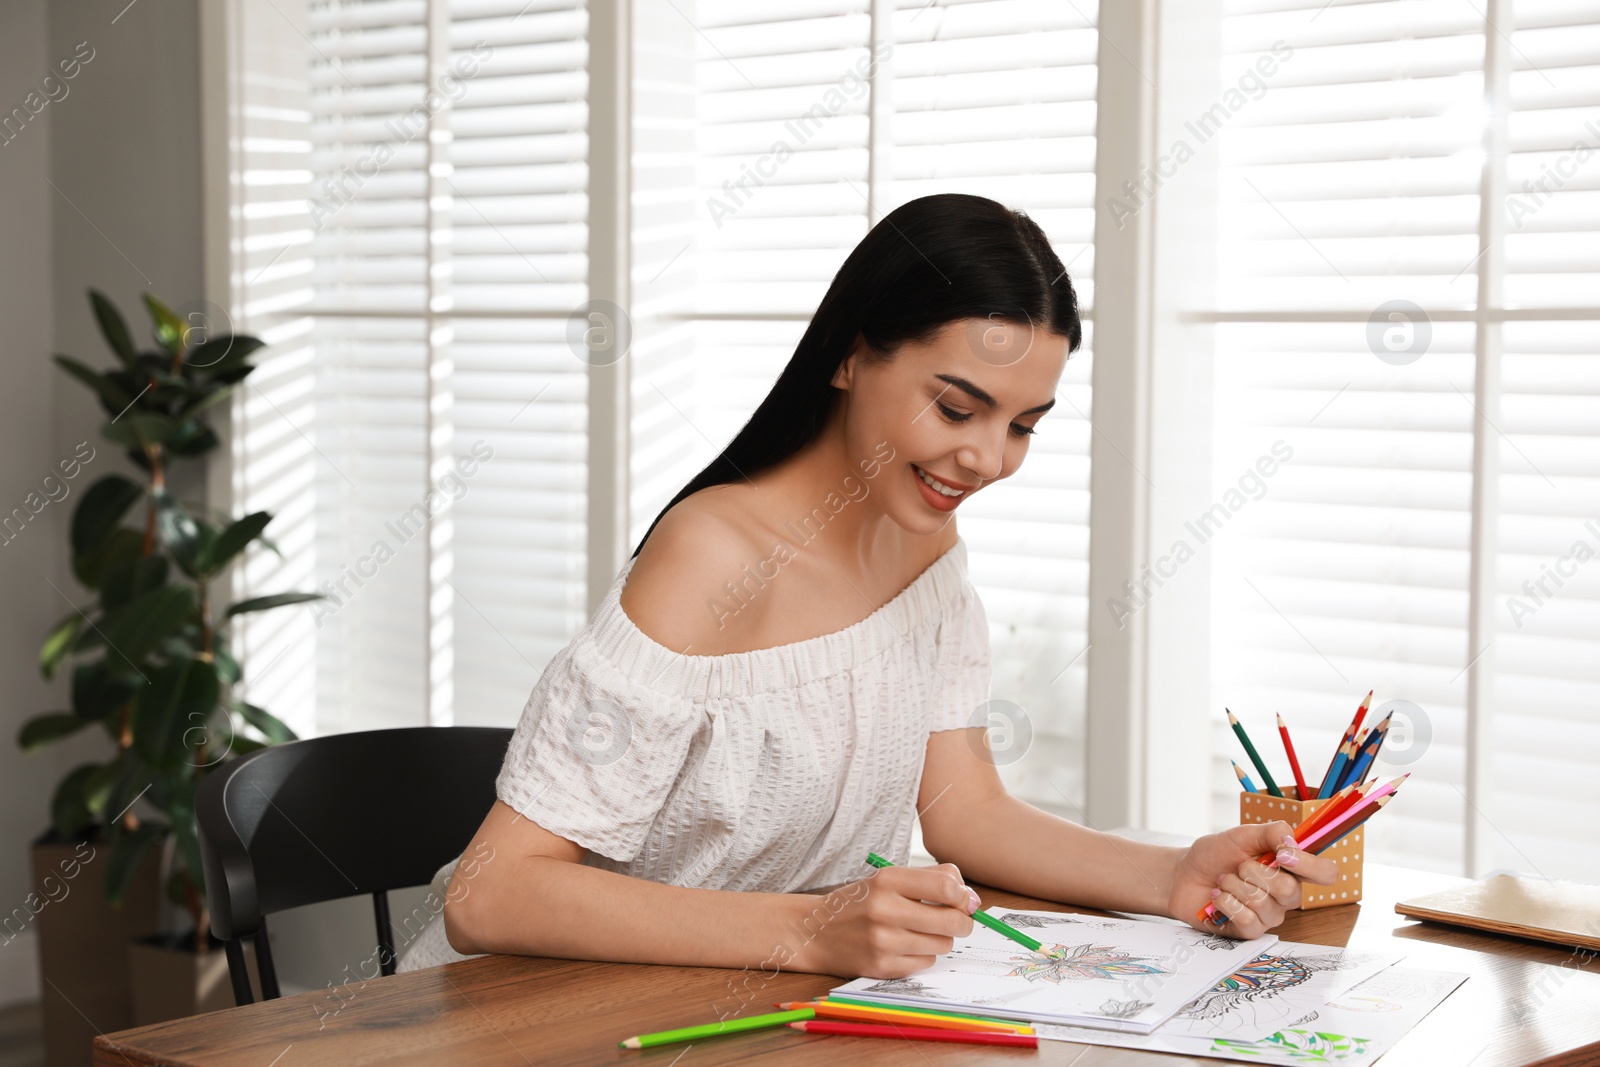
<box><xmin>864</xmin><ymin>852</ymin><xmax>1043</xmax><ymax>952</ymax></box>
<box><xmin>1226</xmin><ymin>708</ymin><xmax>1285</xmax><ymax>798</ymax></box>
<box><xmin>619</xmin><ymin>1007</ymin><xmax>814</xmax><ymax>1049</ymax></box>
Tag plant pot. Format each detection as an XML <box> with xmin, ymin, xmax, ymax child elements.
<box><xmin>30</xmin><ymin>832</ymin><xmax>162</xmax><ymax>1067</ymax></box>
<box><xmin>127</xmin><ymin>931</ymin><xmax>259</xmax><ymax>1025</ymax></box>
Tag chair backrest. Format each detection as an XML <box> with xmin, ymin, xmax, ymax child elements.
<box><xmin>197</xmin><ymin>726</ymin><xmax>511</xmax><ymax>1001</ymax></box>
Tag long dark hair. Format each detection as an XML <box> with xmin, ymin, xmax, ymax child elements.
<box><xmin>631</xmin><ymin>192</ymin><xmax>1083</xmax><ymax>558</ymax></box>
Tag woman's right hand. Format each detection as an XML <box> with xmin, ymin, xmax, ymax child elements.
<box><xmin>788</xmin><ymin>862</ymin><xmax>978</xmax><ymax>978</ymax></box>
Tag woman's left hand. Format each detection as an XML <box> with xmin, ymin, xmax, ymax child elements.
<box><xmin>1167</xmin><ymin>821</ymin><xmax>1339</xmax><ymax>940</ymax></box>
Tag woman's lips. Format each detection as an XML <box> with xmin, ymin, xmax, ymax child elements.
<box><xmin>912</xmin><ymin>463</ymin><xmax>967</xmax><ymax>511</ymax></box>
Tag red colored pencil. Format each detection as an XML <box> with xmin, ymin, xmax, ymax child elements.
<box><xmin>788</xmin><ymin>1020</ymin><xmax>1038</xmax><ymax>1047</ymax></box>
<box><xmin>1276</xmin><ymin>714</ymin><xmax>1310</xmax><ymax>800</ymax></box>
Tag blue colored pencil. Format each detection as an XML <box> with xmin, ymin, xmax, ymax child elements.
<box><xmin>1341</xmin><ymin>712</ymin><xmax>1393</xmax><ymax>789</ymax></box>
<box><xmin>1231</xmin><ymin>759</ymin><xmax>1259</xmax><ymax>794</ymax></box>
<box><xmin>1319</xmin><ymin>740</ymin><xmax>1355</xmax><ymax>799</ymax></box>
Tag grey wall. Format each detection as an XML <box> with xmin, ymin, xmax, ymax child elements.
<box><xmin>0</xmin><ymin>0</ymin><xmax>67</xmax><ymax>1007</ymax></box>
<box><xmin>0</xmin><ymin>0</ymin><xmax>448</xmax><ymax>1009</ymax></box>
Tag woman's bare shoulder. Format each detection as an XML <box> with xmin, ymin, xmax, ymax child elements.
<box><xmin>619</xmin><ymin>489</ymin><xmax>772</xmax><ymax>654</ymax></box>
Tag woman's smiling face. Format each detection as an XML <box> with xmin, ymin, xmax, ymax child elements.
<box><xmin>830</xmin><ymin>317</ymin><xmax>1071</xmax><ymax>534</ymax></box>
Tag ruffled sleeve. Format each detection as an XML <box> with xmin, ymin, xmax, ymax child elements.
<box><xmin>928</xmin><ymin>579</ymin><xmax>992</xmax><ymax>733</ymax></box>
<box><xmin>495</xmin><ymin>632</ymin><xmax>704</xmax><ymax>863</ymax></box>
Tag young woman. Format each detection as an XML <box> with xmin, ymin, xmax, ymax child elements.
<box><xmin>398</xmin><ymin>193</ymin><xmax>1336</xmax><ymax>978</ymax></box>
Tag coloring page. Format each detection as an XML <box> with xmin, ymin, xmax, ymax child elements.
<box><xmin>1156</xmin><ymin>940</ymin><xmax>1402</xmax><ymax>1041</ymax></box>
<box><xmin>831</xmin><ymin>909</ymin><xmax>1276</xmax><ymax>1034</ymax></box>
<box><xmin>1032</xmin><ymin>965</ymin><xmax>1470</xmax><ymax>1064</ymax></box>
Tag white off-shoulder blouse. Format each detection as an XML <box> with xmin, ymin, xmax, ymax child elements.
<box><xmin>397</xmin><ymin>535</ymin><xmax>989</xmax><ymax>972</ymax></box>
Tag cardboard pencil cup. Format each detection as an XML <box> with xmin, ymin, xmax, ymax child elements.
<box><xmin>1240</xmin><ymin>788</ymin><xmax>1364</xmax><ymax>910</ymax></box>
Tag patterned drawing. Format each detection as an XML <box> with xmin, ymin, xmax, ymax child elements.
<box><xmin>1211</xmin><ymin>1028</ymin><xmax>1373</xmax><ymax>1062</ymax></box>
<box><xmin>1003</xmin><ymin>942</ymin><xmax>1175</xmax><ymax>985</ymax></box>
<box><xmin>859</xmin><ymin>977</ymin><xmax>941</xmax><ymax>998</ymax></box>
<box><xmin>1195</xmin><ymin>933</ymin><xmax>1239</xmax><ymax>951</ymax></box>
<box><xmin>1094</xmin><ymin>998</ymin><xmax>1155</xmax><ymax>1020</ymax></box>
<box><xmin>997</xmin><ymin>911</ymin><xmax>1132</xmax><ymax>931</ymax></box>
<box><xmin>1180</xmin><ymin>951</ymin><xmax>1369</xmax><ymax>1021</ymax></box>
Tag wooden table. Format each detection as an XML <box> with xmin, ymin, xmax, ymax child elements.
<box><xmin>95</xmin><ymin>863</ymin><xmax>1600</xmax><ymax>1065</ymax></box>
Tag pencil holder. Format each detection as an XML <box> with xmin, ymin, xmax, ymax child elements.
<box><xmin>1239</xmin><ymin>788</ymin><xmax>1363</xmax><ymax>910</ymax></box>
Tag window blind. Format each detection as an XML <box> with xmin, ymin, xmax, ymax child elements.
<box><xmin>1209</xmin><ymin>0</ymin><xmax>1600</xmax><ymax>882</ymax></box>
<box><xmin>638</xmin><ymin>0</ymin><xmax>1098</xmax><ymax>819</ymax></box>
<box><xmin>1492</xmin><ymin>0</ymin><xmax>1600</xmax><ymax>881</ymax></box>
<box><xmin>888</xmin><ymin>0</ymin><xmax>1098</xmax><ymax>814</ymax></box>
<box><xmin>226</xmin><ymin>0</ymin><xmax>591</xmax><ymax>735</ymax></box>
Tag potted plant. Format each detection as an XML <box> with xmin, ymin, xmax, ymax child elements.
<box><xmin>18</xmin><ymin>290</ymin><xmax>319</xmax><ymax>1046</ymax></box>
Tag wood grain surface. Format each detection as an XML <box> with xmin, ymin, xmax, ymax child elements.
<box><xmin>93</xmin><ymin>864</ymin><xmax>1600</xmax><ymax>1066</ymax></box>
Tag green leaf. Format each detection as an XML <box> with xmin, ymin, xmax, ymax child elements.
<box><xmin>40</xmin><ymin>611</ymin><xmax>85</xmax><ymax>678</ymax></box>
<box><xmin>89</xmin><ymin>290</ymin><xmax>141</xmax><ymax>371</ymax></box>
<box><xmin>18</xmin><ymin>712</ymin><xmax>88</xmax><ymax>752</ymax></box>
<box><xmin>188</xmin><ymin>334</ymin><xmax>265</xmax><ymax>377</ymax></box>
<box><xmin>153</xmin><ymin>489</ymin><xmax>211</xmax><ymax>577</ymax></box>
<box><xmin>105</xmin><ymin>824</ymin><xmax>166</xmax><ymax>906</ymax></box>
<box><xmin>167</xmin><ymin>781</ymin><xmax>205</xmax><ymax>898</ymax></box>
<box><xmin>130</xmin><ymin>658</ymin><xmax>220</xmax><ymax>769</ymax></box>
<box><xmin>237</xmin><ymin>701</ymin><xmax>297</xmax><ymax>744</ymax></box>
<box><xmin>72</xmin><ymin>662</ymin><xmax>138</xmax><ymax>722</ymax></box>
<box><xmin>215</xmin><ymin>647</ymin><xmax>241</xmax><ymax>686</ymax></box>
<box><xmin>89</xmin><ymin>752</ymin><xmax>149</xmax><ymax>826</ymax></box>
<box><xmin>175</xmin><ymin>383</ymin><xmax>236</xmax><ymax>421</ymax></box>
<box><xmin>51</xmin><ymin>764</ymin><xmax>101</xmax><ymax>838</ymax></box>
<box><xmin>53</xmin><ymin>355</ymin><xmax>137</xmax><ymax>415</ymax></box>
<box><xmin>225</xmin><ymin>592</ymin><xmax>324</xmax><ymax>618</ymax></box>
<box><xmin>143</xmin><ymin>294</ymin><xmax>185</xmax><ymax>356</ymax></box>
<box><xmin>166</xmin><ymin>419</ymin><xmax>220</xmax><ymax>458</ymax></box>
<box><xmin>99</xmin><ymin>554</ymin><xmax>169</xmax><ymax>611</ymax></box>
<box><xmin>72</xmin><ymin>526</ymin><xmax>144</xmax><ymax>589</ymax></box>
<box><xmin>98</xmin><ymin>584</ymin><xmax>198</xmax><ymax>664</ymax></box>
<box><xmin>70</xmin><ymin>475</ymin><xmax>145</xmax><ymax>557</ymax></box>
<box><xmin>102</xmin><ymin>412</ymin><xmax>177</xmax><ymax>450</ymax></box>
<box><xmin>205</xmin><ymin>512</ymin><xmax>271</xmax><ymax>574</ymax></box>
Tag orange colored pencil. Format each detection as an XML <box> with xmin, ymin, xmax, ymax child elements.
<box><xmin>788</xmin><ymin>1020</ymin><xmax>1037</xmax><ymax>1047</ymax></box>
<box><xmin>1276</xmin><ymin>714</ymin><xmax>1310</xmax><ymax>800</ymax></box>
<box><xmin>774</xmin><ymin>1002</ymin><xmax>1033</xmax><ymax>1035</ymax></box>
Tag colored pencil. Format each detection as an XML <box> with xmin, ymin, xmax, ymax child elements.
<box><xmin>1319</xmin><ymin>740</ymin><xmax>1356</xmax><ymax>799</ymax></box>
<box><xmin>1198</xmin><ymin>776</ymin><xmax>1406</xmax><ymax>925</ymax></box>
<box><xmin>1299</xmin><ymin>793</ymin><xmax>1392</xmax><ymax>854</ymax></box>
<box><xmin>1204</xmin><ymin>794</ymin><xmax>1398</xmax><ymax>926</ymax></box>
<box><xmin>1232</xmin><ymin>759</ymin><xmax>1259</xmax><ymax>794</ymax></box>
<box><xmin>619</xmin><ymin>1007</ymin><xmax>814</xmax><ymax>1048</ymax></box>
<box><xmin>788</xmin><ymin>1020</ymin><xmax>1038</xmax><ymax>1047</ymax></box>
<box><xmin>1316</xmin><ymin>690</ymin><xmax>1372</xmax><ymax>796</ymax></box>
<box><xmin>1228</xmin><ymin>709</ymin><xmax>1285</xmax><ymax>798</ymax></box>
<box><xmin>864</xmin><ymin>852</ymin><xmax>1042</xmax><ymax>951</ymax></box>
<box><xmin>1340</xmin><ymin>712</ymin><xmax>1393</xmax><ymax>790</ymax></box>
<box><xmin>775</xmin><ymin>1001</ymin><xmax>1033</xmax><ymax>1034</ymax></box>
<box><xmin>823</xmin><ymin>995</ymin><xmax>1036</xmax><ymax>1026</ymax></box>
<box><xmin>1276</xmin><ymin>714</ymin><xmax>1310</xmax><ymax>800</ymax></box>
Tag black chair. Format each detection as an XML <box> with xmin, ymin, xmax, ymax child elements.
<box><xmin>196</xmin><ymin>726</ymin><xmax>512</xmax><ymax>1005</ymax></box>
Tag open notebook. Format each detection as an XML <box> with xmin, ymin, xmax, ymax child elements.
<box><xmin>830</xmin><ymin>909</ymin><xmax>1277</xmax><ymax>1035</ymax></box>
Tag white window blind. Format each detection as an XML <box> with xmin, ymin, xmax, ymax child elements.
<box><xmin>889</xmin><ymin>0</ymin><xmax>1098</xmax><ymax>813</ymax></box>
<box><xmin>1208</xmin><ymin>0</ymin><xmax>1600</xmax><ymax>881</ymax></box>
<box><xmin>631</xmin><ymin>0</ymin><xmax>1098</xmax><ymax>818</ymax></box>
<box><xmin>229</xmin><ymin>0</ymin><xmax>589</xmax><ymax>735</ymax></box>
<box><xmin>1494</xmin><ymin>0</ymin><xmax>1600</xmax><ymax>880</ymax></box>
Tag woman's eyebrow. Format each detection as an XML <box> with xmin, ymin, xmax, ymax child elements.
<box><xmin>934</xmin><ymin>374</ymin><xmax>1055</xmax><ymax>415</ymax></box>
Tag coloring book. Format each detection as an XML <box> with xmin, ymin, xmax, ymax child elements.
<box><xmin>1032</xmin><ymin>965</ymin><xmax>1469</xmax><ymax>1064</ymax></box>
<box><xmin>1135</xmin><ymin>939</ymin><xmax>1403</xmax><ymax>1042</ymax></box>
<box><xmin>829</xmin><ymin>909</ymin><xmax>1277</xmax><ymax>1034</ymax></box>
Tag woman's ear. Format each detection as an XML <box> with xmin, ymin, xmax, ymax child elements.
<box><xmin>830</xmin><ymin>333</ymin><xmax>866</xmax><ymax>390</ymax></box>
